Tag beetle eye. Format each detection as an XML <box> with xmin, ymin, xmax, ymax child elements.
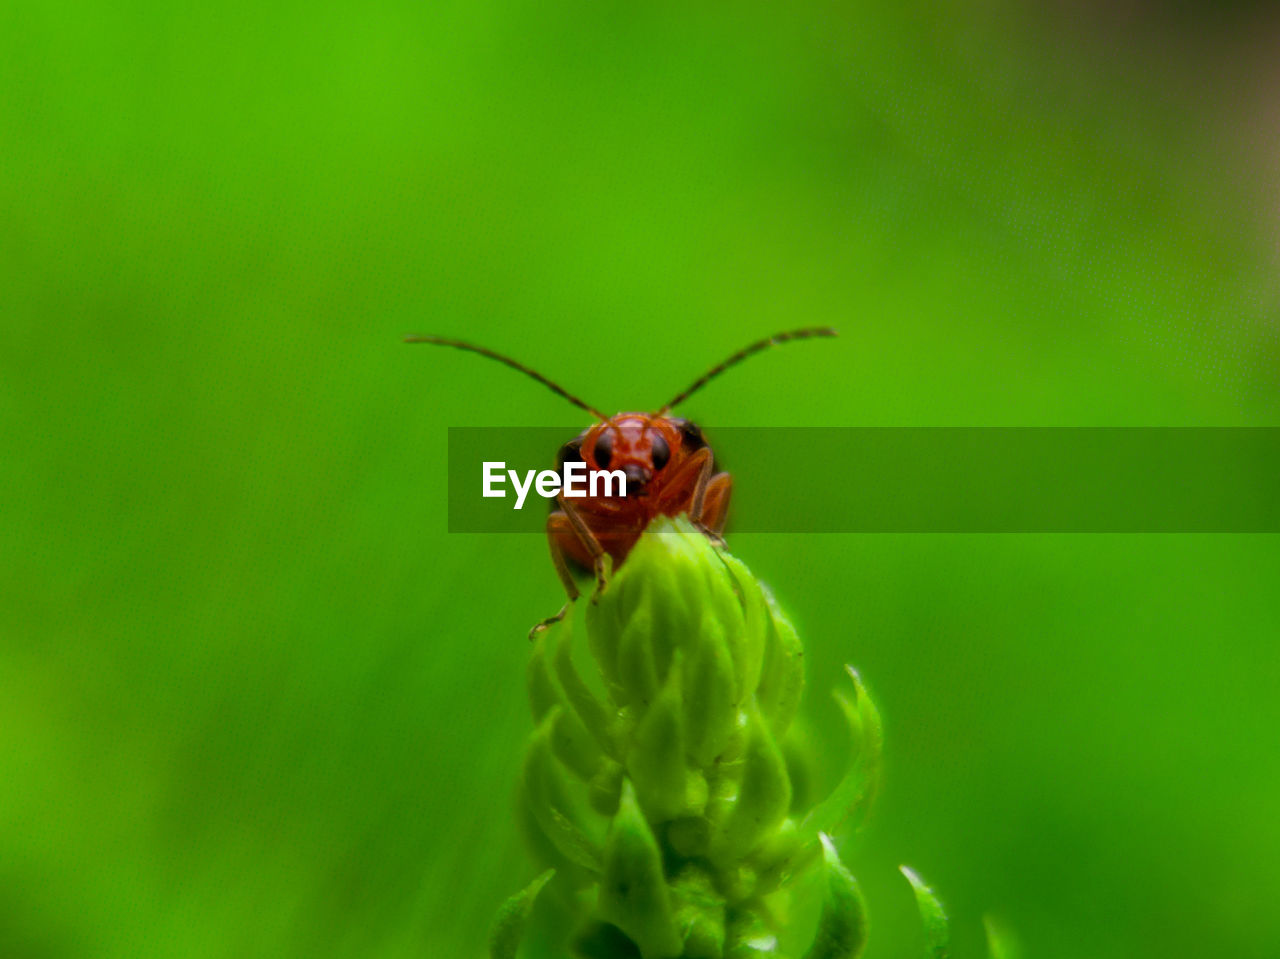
<box><xmin>672</xmin><ymin>417</ymin><xmax>706</xmax><ymax>452</ymax></box>
<box><xmin>650</xmin><ymin>434</ymin><xmax>670</xmax><ymax>471</ymax></box>
<box><xmin>557</xmin><ymin>438</ymin><xmax>584</xmax><ymax>472</ymax></box>
<box><xmin>593</xmin><ymin>431</ymin><xmax>613</xmax><ymax>469</ymax></box>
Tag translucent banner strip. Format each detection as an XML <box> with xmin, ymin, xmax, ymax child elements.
<box><xmin>446</xmin><ymin>427</ymin><xmax>1280</xmax><ymax>533</ymax></box>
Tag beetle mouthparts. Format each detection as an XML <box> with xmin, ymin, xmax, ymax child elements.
<box><xmin>623</xmin><ymin>464</ymin><xmax>650</xmax><ymax>497</ymax></box>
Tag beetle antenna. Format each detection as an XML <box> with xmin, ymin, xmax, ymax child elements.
<box><xmin>405</xmin><ymin>335</ymin><xmax>608</xmax><ymax>420</ymax></box>
<box><xmin>655</xmin><ymin>327</ymin><xmax>838</xmax><ymax>414</ymax></box>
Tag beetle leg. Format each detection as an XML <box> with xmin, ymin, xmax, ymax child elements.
<box><xmin>686</xmin><ymin>449</ymin><xmax>728</xmax><ymax>548</ymax></box>
<box><xmin>528</xmin><ymin>604</ymin><xmax>570</xmax><ymax>642</ymax></box>
<box><xmin>529</xmin><ymin>512</ymin><xmax>582</xmax><ymax>640</ymax></box>
<box><xmin>546</xmin><ymin>513</ymin><xmax>582</xmax><ymax>601</ymax></box>
<box><xmin>557</xmin><ymin>495</ymin><xmax>611</xmax><ymax>603</ymax></box>
<box><xmin>651</xmin><ymin>446</ymin><xmax>728</xmax><ymax>547</ymax></box>
<box><xmin>688</xmin><ymin>447</ymin><xmax>714</xmax><ymax>520</ymax></box>
<box><xmin>693</xmin><ymin>522</ymin><xmax>726</xmax><ymax>549</ymax></box>
<box><xmin>697</xmin><ymin>473</ymin><xmax>732</xmax><ymax>541</ymax></box>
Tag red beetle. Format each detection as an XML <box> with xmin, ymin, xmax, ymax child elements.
<box><xmin>407</xmin><ymin>328</ymin><xmax>836</xmax><ymax>634</ymax></box>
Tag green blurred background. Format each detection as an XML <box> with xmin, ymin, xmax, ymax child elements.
<box><xmin>3</xmin><ymin>1</ymin><xmax>1279</xmax><ymax>957</ymax></box>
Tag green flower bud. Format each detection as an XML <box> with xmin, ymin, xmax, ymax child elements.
<box><xmin>682</xmin><ymin>608</ymin><xmax>738</xmax><ymax>768</ymax></box>
<box><xmin>599</xmin><ymin>780</ymin><xmax>683</xmax><ymax>958</ymax></box>
<box><xmin>799</xmin><ymin>668</ymin><xmax>883</xmax><ymax>845</ymax></box>
<box><xmin>708</xmin><ymin>708</ymin><xmax>791</xmax><ymax>865</ymax></box>
<box><xmin>507</xmin><ymin>517</ymin><xmax>886</xmax><ymax>959</ymax></box>
<box><xmin>630</xmin><ymin>652</ymin><xmax>708</xmax><ymax>821</ymax></box>
<box><xmin>669</xmin><ymin>864</ymin><xmax>726</xmax><ymax>958</ymax></box>
<box><xmin>983</xmin><ymin>915</ymin><xmax>1020</xmax><ymax>959</ymax></box>
<box><xmin>900</xmin><ymin>866</ymin><xmax>950</xmax><ymax>959</ymax></box>
<box><xmin>521</xmin><ymin>708</ymin><xmax>604</xmax><ymax>874</ymax></box>
<box><xmin>488</xmin><ymin>869</ymin><xmax>554</xmax><ymax>959</ymax></box>
<box><xmin>802</xmin><ymin>835</ymin><xmax>868</xmax><ymax>959</ymax></box>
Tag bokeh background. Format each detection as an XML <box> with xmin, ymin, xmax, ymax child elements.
<box><xmin>4</xmin><ymin>1</ymin><xmax>1279</xmax><ymax>957</ymax></box>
